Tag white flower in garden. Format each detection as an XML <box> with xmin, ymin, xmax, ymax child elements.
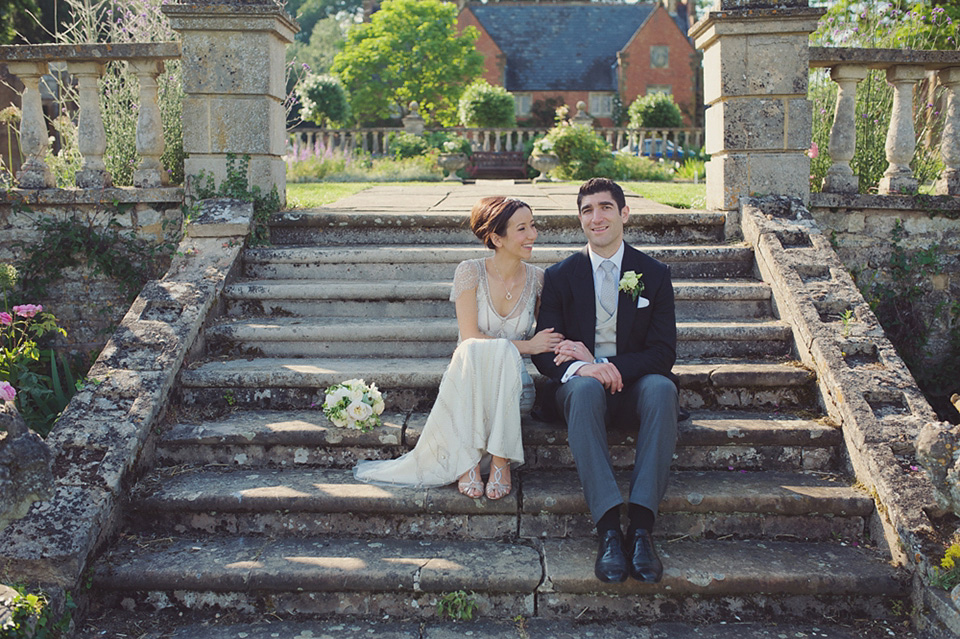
<box><xmin>347</xmin><ymin>400</ymin><xmax>373</xmax><ymax>422</ymax></box>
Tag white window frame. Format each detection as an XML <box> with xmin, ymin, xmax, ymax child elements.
<box><xmin>646</xmin><ymin>85</ymin><xmax>673</xmax><ymax>96</ymax></box>
<box><xmin>588</xmin><ymin>92</ymin><xmax>614</xmax><ymax>117</ymax></box>
<box><xmin>515</xmin><ymin>93</ymin><xmax>532</xmax><ymax>118</ymax></box>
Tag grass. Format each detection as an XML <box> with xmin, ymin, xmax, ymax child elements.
<box><xmin>286</xmin><ymin>180</ymin><xmax>707</xmax><ymax>211</ymax></box>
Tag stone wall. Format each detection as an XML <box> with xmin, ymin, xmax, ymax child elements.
<box><xmin>809</xmin><ymin>193</ymin><xmax>960</xmax><ymax>417</ymax></box>
<box><xmin>0</xmin><ymin>187</ymin><xmax>184</xmax><ymax>357</ymax></box>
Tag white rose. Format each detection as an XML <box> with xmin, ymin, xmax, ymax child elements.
<box><xmin>330</xmin><ymin>413</ymin><xmax>349</xmax><ymax>428</ymax></box>
<box><xmin>373</xmin><ymin>398</ymin><xmax>385</xmax><ymax>415</ymax></box>
<box><xmin>347</xmin><ymin>387</ymin><xmax>364</xmax><ymax>403</ymax></box>
<box><xmin>347</xmin><ymin>401</ymin><xmax>373</xmax><ymax>422</ymax></box>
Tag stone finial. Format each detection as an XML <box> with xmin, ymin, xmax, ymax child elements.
<box><xmin>571</xmin><ymin>101</ymin><xmax>594</xmax><ymax>126</ymax></box>
<box><xmin>917</xmin><ymin>420</ymin><xmax>960</xmax><ymax>518</ymax></box>
<box><xmin>0</xmin><ymin>403</ymin><xmax>53</xmax><ymax>531</ymax></box>
<box><xmin>402</xmin><ymin>101</ymin><xmax>425</xmax><ymax>136</ymax></box>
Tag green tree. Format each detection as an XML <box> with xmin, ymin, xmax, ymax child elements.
<box><xmin>627</xmin><ymin>93</ymin><xmax>684</xmax><ymax>129</ymax></box>
<box><xmin>1</xmin><ymin>0</ymin><xmax>42</xmax><ymax>44</ymax></box>
<box><xmin>331</xmin><ymin>0</ymin><xmax>484</xmax><ymax>126</ymax></box>
<box><xmin>296</xmin><ymin>73</ymin><xmax>351</xmax><ymax>126</ymax></box>
<box><xmin>287</xmin><ymin>0</ymin><xmax>363</xmax><ymax>44</ymax></box>
<box><xmin>457</xmin><ymin>80</ymin><xmax>516</xmax><ymax>128</ymax></box>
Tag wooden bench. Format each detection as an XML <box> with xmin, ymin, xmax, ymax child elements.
<box><xmin>470</xmin><ymin>151</ymin><xmax>528</xmax><ymax>179</ymax></box>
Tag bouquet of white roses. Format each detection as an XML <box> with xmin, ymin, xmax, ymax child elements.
<box><xmin>322</xmin><ymin>378</ymin><xmax>385</xmax><ymax>432</ymax></box>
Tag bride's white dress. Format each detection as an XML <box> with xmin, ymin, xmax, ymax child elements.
<box><xmin>353</xmin><ymin>258</ymin><xmax>543</xmax><ymax>487</ymax></box>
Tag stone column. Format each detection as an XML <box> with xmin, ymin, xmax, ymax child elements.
<box><xmin>879</xmin><ymin>65</ymin><xmax>926</xmax><ymax>195</ymax></box>
<box><xmin>935</xmin><ymin>67</ymin><xmax>960</xmax><ymax>196</ymax></box>
<box><xmin>822</xmin><ymin>64</ymin><xmax>868</xmax><ymax>194</ymax></box>
<box><xmin>7</xmin><ymin>62</ymin><xmax>53</xmax><ymax>189</ymax></box>
<box><xmin>162</xmin><ymin>0</ymin><xmax>298</xmax><ymax>206</ymax></box>
<box><xmin>69</xmin><ymin>61</ymin><xmax>112</xmax><ymax>189</ymax></box>
<box><xmin>131</xmin><ymin>59</ymin><xmax>168</xmax><ymax>188</ymax></box>
<box><xmin>690</xmin><ymin>0</ymin><xmax>824</xmax><ymax>226</ymax></box>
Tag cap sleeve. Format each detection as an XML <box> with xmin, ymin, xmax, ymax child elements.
<box><xmin>451</xmin><ymin>259</ymin><xmax>481</xmax><ymax>302</ymax></box>
<box><xmin>534</xmin><ymin>265</ymin><xmax>544</xmax><ymax>297</ymax></box>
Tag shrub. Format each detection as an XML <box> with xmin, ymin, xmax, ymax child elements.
<box><xmin>296</xmin><ymin>73</ymin><xmax>351</xmax><ymax>127</ymax></box>
<box><xmin>594</xmin><ymin>153</ymin><xmax>674</xmax><ymax>182</ymax></box>
<box><xmin>525</xmin><ymin>96</ymin><xmax>565</xmax><ymax>128</ymax></box>
<box><xmin>457</xmin><ymin>80</ymin><xmax>516</xmax><ymax>128</ymax></box>
<box><xmin>425</xmin><ymin>131</ymin><xmax>471</xmax><ymax>156</ymax></box>
<box><xmin>628</xmin><ymin>93</ymin><xmax>684</xmax><ymax>129</ymax></box>
<box><xmin>540</xmin><ymin>124</ymin><xmax>612</xmax><ymax>181</ymax></box>
<box><xmin>387</xmin><ymin>131</ymin><xmax>430</xmax><ymax>159</ymax></box>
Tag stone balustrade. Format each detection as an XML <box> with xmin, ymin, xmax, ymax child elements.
<box><xmin>810</xmin><ymin>47</ymin><xmax>960</xmax><ymax>196</ymax></box>
<box><xmin>0</xmin><ymin>43</ymin><xmax>181</xmax><ymax>189</ymax></box>
<box><xmin>288</xmin><ymin>126</ymin><xmax>703</xmax><ymax>159</ymax></box>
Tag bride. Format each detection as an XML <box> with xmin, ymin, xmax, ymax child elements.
<box><xmin>353</xmin><ymin>196</ymin><xmax>562</xmax><ymax>500</ymax></box>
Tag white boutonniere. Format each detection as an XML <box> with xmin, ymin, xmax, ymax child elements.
<box><xmin>619</xmin><ymin>271</ymin><xmax>649</xmax><ymax>308</ymax></box>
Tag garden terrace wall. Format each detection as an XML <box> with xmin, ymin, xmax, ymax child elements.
<box><xmin>0</xmin><ymin>187</ymin><xmax>184</xmax><ymax>356</ymax></box>
<box><xmin>809</xmin><ymin>192</ymin><xmax>960</xmax><ymax>390</ymax></box>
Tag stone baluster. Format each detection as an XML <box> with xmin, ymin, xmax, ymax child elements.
<box><xmin>879</xmin><ymin>65</ymin><xmax>926</xmax><ymax>194</ymax></box>
<box><xmin>69</xmin><ymin>62</ymin><xmax>112</xmax><ymax>188</ymax></box>
<box><xmin>130</xmin><ymin>59</ymin><xmax>167</xmax><ymax>188</ymax></box>
<box><xmin>7</xmin><ymin>62</ymin><xmax>53</xmax><ymax>188</ymax></box>
<box><xmin>822</xmin><ymin>65</ymin><xmax>868</xmax><ymax>193</ymax></box>
<box><xmin>482</xmin><ymin>131</ymin><xmax>490</xmax><ymax>151</ymax></box>
<box><xmin>936</xmin><ymin>67</ymin><xmax>960</xmax><ymax>196</ymax></box>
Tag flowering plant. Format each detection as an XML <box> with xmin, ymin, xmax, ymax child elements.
<box><xmin>533</xmin><ymin>138</ymin><xmax>554</xmax><ymax>154</ymax></box>
<box><xmin>321</xmin><ymin>378</ymin><xmax>385</xmax><ymax>432</ymax></box>
<box><xmin>442</xmin><ymin>140</ymin><xmax>462</xmax><ymax>153</ymax></box>
<box><xmin>618</xmin><ymin>270</ymin><xmax>644</xmax><ymax>300</ymax></box>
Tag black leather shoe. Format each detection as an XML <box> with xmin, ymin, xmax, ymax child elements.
<box><xmin>626</xmin><ymin>528</ymin><xmax>663</xmax><ymax>583</ymax></box>
<box><xmin>594</xmin><ymin>529</ymin><xmax>628</xmax><ymax>583</ymax></box>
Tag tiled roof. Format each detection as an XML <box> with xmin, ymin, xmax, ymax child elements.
<box><xmin>469</xmin><ymin>3</ymin><xmax>666</xmax><ymax>92</ymax></box>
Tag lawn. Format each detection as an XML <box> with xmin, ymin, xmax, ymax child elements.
<box><xmin>286</xmin><ymin>181</ymin><xmax>707</xmax><ymax>210</ymax></box>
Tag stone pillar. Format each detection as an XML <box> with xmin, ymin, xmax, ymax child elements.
<box><xmin>401</xmin><ymin>101</ymin><xmax>424</xmax><ymax>135</ymax></box>
<box><xmin>935</xmin><ymin>67</ymin><xmax>960</xmax><ymax>196</ymax></box>
<box><xmin>690</xmin><ymin>0</ymin><xmax>824</xmax><ymax>223</ymax></box>
<box><xmin>822</xmin><ymin>64</ymin><xmax>868</xmax><ymax>194</ymax></box>
<box><xmin>131</xmin><ymin>59</ymin><xmax>168</xmax><ymax>188</ymax></box>
<box><xmin>162</xmin><ymin>0</ymin><xmax>298</xmax><ymax>206</ymax></box>
<box><xmin>879</xmin><ymin>65</ymin><xmax>926</xmax><ymax>195</ymax></box>
<box><xmin>69</xmin><ymin>61</ymin><xmax>113</xmax><ymax>189</ymax></box>
<box><xmin>571</xmin><ymin>101</ymin><xmax>594</xmax><ymax>127</ymax></box>
<box><xmin>7</xmin><ymin>62</ymin><xmax>53</xmax><ymax>189</ymax></box>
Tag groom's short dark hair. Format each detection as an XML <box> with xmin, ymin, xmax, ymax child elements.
<box><xmin>577</xmin><ymin>178</ymin><xmax>626</xmax><ymax>212</ymax></box>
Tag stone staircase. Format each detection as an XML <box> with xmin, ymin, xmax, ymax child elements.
<box><xmin>85</xmin><ymin>184</ymin><xmax>907</xmax><ymax>634</ymax></box>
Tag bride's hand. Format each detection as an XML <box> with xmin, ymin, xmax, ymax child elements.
<box><xmin>553</xmin><ymin>340</ymin><xmax>593</xmax><ymax>365</ymax></box>
<box><xmin>526</xmin><ymin>327</ymin><xmax>564</xmax><ymax>354</ymax></box>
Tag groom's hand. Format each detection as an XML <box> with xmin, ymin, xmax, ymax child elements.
<box><xmin>576</xmin><ymin>362</ymin><xmax>623</xmax><ymax>394</ymax></box>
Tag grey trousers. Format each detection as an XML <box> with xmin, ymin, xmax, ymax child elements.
<box><xmin>556</xmin><ymin>374</ymin><xmax>679</xmax><ymax>525</ymax></box>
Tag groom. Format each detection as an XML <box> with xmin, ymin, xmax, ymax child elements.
<box><xmin>533</xmin><ymin>178</ymin><xmax>679</xmax><ymax>584</ymax></box>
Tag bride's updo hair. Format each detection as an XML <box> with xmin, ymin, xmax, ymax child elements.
<box><xmin>470</xmin><ymin>196</ymin><xmax>531</xmax><ymax>250</ymax></box>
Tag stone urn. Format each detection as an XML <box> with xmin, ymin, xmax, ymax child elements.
<box><xmin>528</xmin><ymin>152</ymin><xmax>559</xmax><ymax>182</ymax></box>
<box><xmin>437</xmin><ymin>153</ymin><xmax>468</xmax><ymax>182</ymax></box>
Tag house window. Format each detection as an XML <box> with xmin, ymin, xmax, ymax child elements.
<box><xmin>515</xmin><ymin>93</ymin><xmax>532</xmax><ymax>118</ymax></box>
<box><xmin>646</xmin><ymin>85</ymin><xmax>672</xmax><ymax>96</ymax></box>
<box><xmin>589</xmin><ymin>92</ymin><xmax>613</xmax><ymax>117</ymax></box>
<box><xmin>650</xmin><ymin>45</ymin><xmax>669</xmax><ymax>69</ymax></box>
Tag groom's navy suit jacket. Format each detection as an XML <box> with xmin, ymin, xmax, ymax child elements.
<box><xmin>532</xmin><ymin>242</ymin><xmax>678</xmax><ymax>389</ymax></box>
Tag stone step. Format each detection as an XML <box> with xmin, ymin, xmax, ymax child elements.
<box><xmin>267</xmin><ymin>208</ymin><xmax>728</xmax><ymax>246</ymax></box>
<box><xmin>242</xmin><ymin>244</ymin><xmax>757</xmax><ymax>281</ymax></box>
<box><xmin>157</xmin><ymin>409</ymin><xmax>840</xmax><ymax>472</ymax></box>
<box><xmin>90</xmin><ymin>535</ymin><xmax>906</xmax><ymax>622</ymax></box>
<box><xmin>178</xmin><ymin>359</ymin><xmax>817</xmax><ymax>413</ymax></box>
<box><xmin>204</xmin><ymin>317</ymin><xmax>793</xmax><ymax>359</ymax></box>
<box><xmin>223</xmin><ymin>279</ymin><xmax>775</xmax><ymax>320</ymax></box>
<box><xmin>77</xmin><ymin>617</ymin><xmax>911</xmax><ymax>639</ymax></box>
<box><xmin>128</xmin><ymin>467</ymin><xmax>870</xmax><ymax>542</ymax></box>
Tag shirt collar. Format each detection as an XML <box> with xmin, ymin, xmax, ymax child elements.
<box><xmin>588</xmin><ymin>242</ymin><xmax>625</xmax><ymax>274</ymax></box>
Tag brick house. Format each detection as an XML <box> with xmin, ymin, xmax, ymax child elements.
<box><xmin>457</xmin><ymin>1</ymin><xmax>698</xmax><ymax>127</ymax></box>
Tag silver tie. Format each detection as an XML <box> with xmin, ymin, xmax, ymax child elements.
<box><xmin>599</xmin><ymin>260</ymin><xmax>618</xmax><ymax>316</ymax></box>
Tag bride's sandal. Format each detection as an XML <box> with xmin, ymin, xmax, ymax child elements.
<box><xmin>485</xmin><ymin>462</ymin><xmax>512</xmax><ymax>500</ymax></box>
<box><xmin>458</xmin><ymin>465</ymin><xmax>484</xmax><ymax>499</ymax></box>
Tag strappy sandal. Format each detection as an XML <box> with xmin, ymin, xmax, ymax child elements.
<box><xmin>458</xmin><ymin>465</ymin><xmax>484</xmax><ymax>499</ymax></box>
<box><xmin>485</xmin><ymin>462</ymin><xmax>511</xmax><ymax>500</ymax></box>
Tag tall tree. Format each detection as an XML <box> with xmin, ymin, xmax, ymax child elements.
<box><xmin>331</xmin><ymin>0</ymin><xmax>484</xmax><ymax>126</ymax></box>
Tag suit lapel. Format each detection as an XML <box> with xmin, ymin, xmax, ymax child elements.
<box><xmin>616</xmin><ymin>244</ymin><xmax>641</xmax><ymax>351</ymax></box>
<box><xmin>572</xmin><ymin>247</ymin><xmax>596</xmax><ymax>349</ymax></box>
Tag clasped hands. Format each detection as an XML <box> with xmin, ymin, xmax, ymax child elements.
<box><xmin>553</xmin><ymin>339</ymin><xmax>624</xmax><ymax>394</ymax></box>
